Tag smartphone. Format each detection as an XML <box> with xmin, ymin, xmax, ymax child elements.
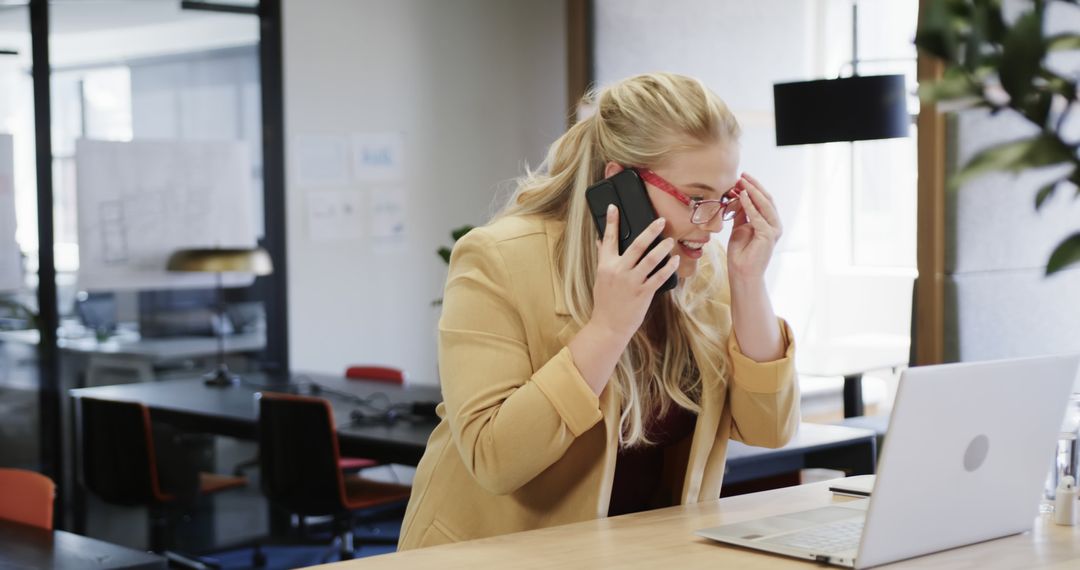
<box><xmin>585</xmin><ymin>169</ymin><xmax>677</xmax><ymax>293</ymax></box>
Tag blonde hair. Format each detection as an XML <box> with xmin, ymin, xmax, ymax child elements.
<box><xmin>495</xmin><ymin>72</ymin><xmax>741</xmax><ymax>447</ymax></box>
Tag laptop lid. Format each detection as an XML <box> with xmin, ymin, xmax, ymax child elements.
<box><xmin>856</xmin><ymin>354</ymin><xmax>1079</xmax><ymax>569</ymax></box>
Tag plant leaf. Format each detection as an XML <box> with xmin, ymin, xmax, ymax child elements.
<box><xmin>450</xmin><ymin>225</ymin><xmax>474</xmax><ymax>242</ymax></box>
<box><xmin>952</xmin><ymin>135</ymin><xmax>1074</xmax><ymax>189</ymax></box>
<box><xmin>437</xmin><ymin>246</ymin><xmax>452</xmax><ymax>264</ymax></box>
<box><xmin>999</xmin><ymin>10</ymin><xmax>1045</xmax><ymax>105</ymax></box>
<box><xmin>1024</xmin><ymin>91</ymin><xmax>1054</xmax><ymax>128</ymax></box>
<box><xmin>915</xmin><ymin>0</ymin><xmax>968</xmax><ymax>62</ymax></box>
<box><xmin>918</xmin><ymin>68</ymin><xmax>982</xmax><ymax>102</ymax></box>
<box><xmin>1047</xmin><ymin>33</ymin><xmax>1080</xmax><ymax>51</ymax></box>
<box><xmin>1034</xmin><ymin>180</ymin><xmax>1059</xmax><ymax>210</ymax></box>
<box><xmin>1046</xmin><ymin>232</ymin><xmax>1080</xmax><ymax>275</ymax></box>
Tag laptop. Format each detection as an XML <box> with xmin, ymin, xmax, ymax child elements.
<box><xmin>696</xmin><ymin>354</ymin><xmax>1080</xmax><ymax>569</ymax></box>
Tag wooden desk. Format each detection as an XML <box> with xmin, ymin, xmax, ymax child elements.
<box><xmin>0</xmin><ymin>518</ymin><xmax>166</xmax><ymax>569</ymax></box>
<box><xmin>312</xmin><ymin>480</ymin><xmax>1080</xmax><ymax>569</ymax></box>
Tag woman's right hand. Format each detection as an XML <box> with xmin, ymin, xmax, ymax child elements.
<box><xmin>590</xmin><ymin>204</ymin><xmax>680</xmax><ymax>342</ymax></box>
<box><xmin>568</xmin><ymin>205</ymin><xmax>679</xmax><ymax>395</ymax></box>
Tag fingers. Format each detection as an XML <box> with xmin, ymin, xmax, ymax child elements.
<box><xmin>633</xmin><ymin>237</ymin><xmax>675</xmax><ymax>280</ymax></box>
<box><xmin>600</xmin><ymin>204</ymin><xmax>619</xmax><ymax>255</ymax></box>
<box><xmin>645</xmin><ymin>254</ymin><xmax>680</xmax><ymax>290</ymax></box>
<box><xmin>741</xmin><ymin>173</ymin><xmax>776</xmax><ymax>206</ymax></box>
<box><xmin>621</xmin><ymin>217</ymin><xmax>666</xmax><ymax>267</ymax></box>
<box><xmin>738</xmin><ymin>191</ymin><xmax>779</xmax><ymax>240</ymax></box>
<box><xmin>737</xmin><ymin>175</ymin><xmax>780</xmax><ymax>229</ymax></box>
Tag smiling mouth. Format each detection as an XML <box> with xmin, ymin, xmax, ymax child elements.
<box><xmin>678</xmin><ymin>240</ymin><xmax>707</xmax><ymax>250</ymax></box>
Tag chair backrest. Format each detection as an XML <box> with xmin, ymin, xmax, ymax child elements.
<box><xmin>257</xmin><ymin>393</ymin><xmax>348</xmax><ymax>515</ymax></box>
<box><xmin>0</xmin><ymin>468</ymin><xmax>55</xmax><ymax>530</ymax></box>
<box><xmin>344</xmin><ymin>365</ymin><xmax>404</xmax><ymax>385</ymax></box>
<box><xmin>80</xmin><ymin>397</ymin><xmax>169</xmax><ymax>505</ymax></box>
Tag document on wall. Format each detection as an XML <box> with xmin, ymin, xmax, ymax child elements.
<box><xmin>369</xmin><ymin>186</ymin><xmax>406</xmax><ymax>244</ymax></box>
<box><xmin>0</xmin><ymin>135</ymin><xmax>22</xmax><ymax>292</ymax></box>
<box><xmin>306</xmin><ymin>189</ymin><xmax>365</xmax><ymax>243</ymax></box>
<box><xmin>293</xmin><ymin>134</ymin><xmax>350</xmax><ymax>188</ymax></box>
<box><xmin>76</xmin><ymin>139</ymin><xmax>258</xmax><ymax>291</ymax></box>
<box><xmin>351</xmin><ymin>132</ymin><xmax>405</xmax><ymax>182</ymax></box>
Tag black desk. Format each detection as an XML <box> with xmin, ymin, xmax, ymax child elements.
<box><xmin>70</xmin><ymin>373</ymin><xmax>442</xmax><ymax>465</ymax></box>
<box><xmin>0</xmin><ymin>518</ymin><xmax>166</xmax><ymax>569</ymax></box>
<box><xmin>725</xmin><ymin>423</ymin><xmax>877</xmax><ymax>484</ymax></box>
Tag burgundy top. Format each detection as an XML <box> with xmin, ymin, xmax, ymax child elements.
<box><xmin>607</xmin><ymin>404</ymin><xmax>698</xmax><ymax>517</ymax></box>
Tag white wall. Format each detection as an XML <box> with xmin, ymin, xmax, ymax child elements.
<box><xmin>283</xmin><ymin>0</ymin><xmax>567</xmax><ymax>384</ymax></box>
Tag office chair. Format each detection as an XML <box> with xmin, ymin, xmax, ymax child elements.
<box><xmin>257</xmin><ymin>392</ymin><xmax>412</xmax><ymax>562</ymax></box>
<box><xmin>344</xmin><ymin>365</ymin><xmax>405</xmax><ymax>385</ymax></box>
<box><xmin>0</xmin><ymin>468</ymin><xmax>55</xmax><ymax>530</ymax></box>
<box><xmin>80</xmin><ymin>397</ymin><xmax>248</xmax><ymax>569</ymax></box>
<box><xmin>230</xmin><ymin>367</ymin><xmax>406</xmax><ymax>477</ymax></box>
<box><xmin>340</xmin><ymin>365</ymin><xmax>406</xmax><ymax>472</ymax></box>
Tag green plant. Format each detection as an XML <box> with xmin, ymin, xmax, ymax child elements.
<box><xmin>916</xmin><ymin>0</ymin><xmax>1080</xmax><ymax>274</ymax></box>
<box><xmin>433</xmin><ymin>225</ymin><xmax>475</xmax><ymax>306</ymax></box>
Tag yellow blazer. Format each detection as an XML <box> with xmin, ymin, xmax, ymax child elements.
<box><xmin>399</xmin><ymin>215</ymin><xmax>799</xmax><ymax>550</ymax></box>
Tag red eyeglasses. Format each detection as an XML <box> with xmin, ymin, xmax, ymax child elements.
<box><xmin>634</xmin><ymin>168</ymin><xmax>739</xmax><ymax>225</ymax></box>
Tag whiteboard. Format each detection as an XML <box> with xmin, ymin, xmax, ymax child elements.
<box><xmin>75</xmin><ymin>138</ymin><xmax>258</xmax><ymax>291</ymax></box>
<box><xmin>0</xmin><ymin>135</ymin><xmax>22</xmax><ymax>292</ymax></box>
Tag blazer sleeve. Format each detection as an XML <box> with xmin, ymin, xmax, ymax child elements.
<box><xmin>437</xmin><ymin>228</ymin><xmax>603</xmax><ymax>495</ymax></box>
<box><xmin>726</xmin><ymin>318</ymin><xmax>801</xmax><ymax>448</ymax></box>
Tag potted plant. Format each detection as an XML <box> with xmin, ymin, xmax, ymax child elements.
<box><xmin>915</xmin><ymin>0</ymin><xmax>1080</xmax><ymax>274</ymax></box>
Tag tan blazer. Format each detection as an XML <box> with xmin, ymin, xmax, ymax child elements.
<box><xmin>399</xmin><ymin>215</ymin><xmax>799</xmax><ymax>550</ymax></box>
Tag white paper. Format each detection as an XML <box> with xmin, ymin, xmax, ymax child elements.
<box><xmin>76</xmin><ymin>138</ymin><xmax>258</xmax><ymax>291</ymax></box>
<box><xmin>0</xmin><ymin>135</ymin><xmax>22</xmax><ymax>292</ymax></box>
<box><xmin>306</xmin><ymin>189</ymin><xmax>365</xmax><ymax>243</ymax></box>
<box><xmin>369</xmin><ymin>186</ymin><xmax>406</xmax><ymax>243</ymax></box>
<box><xmin>351</xmin><ymin>132</ymin><xmax>404</xmax><ymax>182</ymax></box>
<box><xmin>293</xmin><ymin>134</ymin><xmax>350</xmax><ymax>188</ymax></box>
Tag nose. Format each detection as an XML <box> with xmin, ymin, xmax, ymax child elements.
<box><xmin>699</xmin><ymin>210</ymin><xmax>726</xmax><ymax>233</ymax></box>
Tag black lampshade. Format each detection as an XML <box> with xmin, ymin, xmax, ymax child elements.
<box><xmin>773</xmin><ymin>74</ymin><xmax>910</xmax><ymax>146</ymax></box>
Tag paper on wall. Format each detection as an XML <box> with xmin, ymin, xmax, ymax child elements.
<box><xmin>293</xmin><ymin>134</ymin><xmax>350</xmax><ymax>188</ymax></box>
<box><xmin>306</xmin><ymin>189</ymin><xmax>365</xmax><ymax>243</ymax></box>
<box><xmin>369</xmin><ymin>186</ymin><xmax>406</xmax><ymax>243</ymax></box>
<box><xmin>351</xmin><ymin>132</ymin><xmax>404</xmax><ymax>182</ymax></box>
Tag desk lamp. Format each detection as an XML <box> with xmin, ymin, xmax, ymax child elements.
<box><xmin>166</xmin><ymin>247</ymin><xmax>273</xmax><ymax>387</ymax></box>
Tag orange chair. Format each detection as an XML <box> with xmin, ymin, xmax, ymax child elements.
<box><xmin>0</xmin><ymin>468</ymin><xmax>55</xmax><ymax>530</ymax></box>
<box><xmin>340</xmin><ymin>365</ymin><xmax>405</xmax><ymax>471</ymax></box>
<box><xmin>344</xmin><ymin>365</ymin><xmax>405</xmax><ymax>385</ymax></box>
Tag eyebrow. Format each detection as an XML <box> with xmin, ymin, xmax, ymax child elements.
<box><xmin>684</xmin><ymin>182</ymin><xmax>720</xmax><ymax>195</ymax></box>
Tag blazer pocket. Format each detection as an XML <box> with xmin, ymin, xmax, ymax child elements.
<box><xmin>420</xmin><ymin>518</ymin><xmax>463</xmax><ymax>548</ymax></box>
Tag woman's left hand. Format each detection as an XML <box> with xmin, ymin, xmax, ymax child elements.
<box><xmin>726</xmin><ymin>173</ymin><xmax>782</xmax><ymax>282</ymax></box>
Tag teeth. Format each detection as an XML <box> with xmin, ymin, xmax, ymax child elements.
<box><xmin>679</xmin><ymin>240</ymin><xmax>705</xmax><ymax>250</ymax></box>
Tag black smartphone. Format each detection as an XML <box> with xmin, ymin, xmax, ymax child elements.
<box><xmin>585</xmin><ymin>169</ymin><xmax>677</xmax><ymax>293</ymax></box>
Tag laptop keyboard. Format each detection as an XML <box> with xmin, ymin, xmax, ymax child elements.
<box><xmin>762</xmin><ymin>518</ymin><xmax>864</xmax><ymax>553</ymax></box>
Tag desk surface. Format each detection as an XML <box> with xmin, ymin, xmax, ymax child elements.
<box><xmin>0</xmin><ymin>518</ymin><xmax>166</xmax><ymax>570</ymax></box>
<box><xmin>314</xmin><ymin>480</ymin><xmax>1080</xmax><ymax>569</ymax></box>
<box><xmin>70</xmin><ymin>373</ymin><xmax>444</xmax><ymax>463</ymax></box>
<box><xmin>0</xmin><ymin>328</ymin><xmax>266</xmax><ymax>360</ymax></box>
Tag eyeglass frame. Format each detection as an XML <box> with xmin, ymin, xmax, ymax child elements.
<box><xmin>633</xmin><ymin>167</ymin><xmax>739</xmax><ymax>225</ymax></box>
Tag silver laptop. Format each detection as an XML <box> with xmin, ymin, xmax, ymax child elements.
<box><xmin>697</xmin><ymin>354</ymin><xmax>1080</xmax><ymax>569</ymax></box>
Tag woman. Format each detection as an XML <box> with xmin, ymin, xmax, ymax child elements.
<box><xmin>399</xmin><ymin>72</ymin><xmax>799</xmax><ymax>549</ymax></box>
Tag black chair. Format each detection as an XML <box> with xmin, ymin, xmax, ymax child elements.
<box><xmin>80</xmin><ymin>397</ymin><xmax>248</xmax><ymax>569</ymax></box>
<box><xmin>257</xmin><ymin>392</ymin><xmax>411</xmax><ymax>562</ymax></box>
